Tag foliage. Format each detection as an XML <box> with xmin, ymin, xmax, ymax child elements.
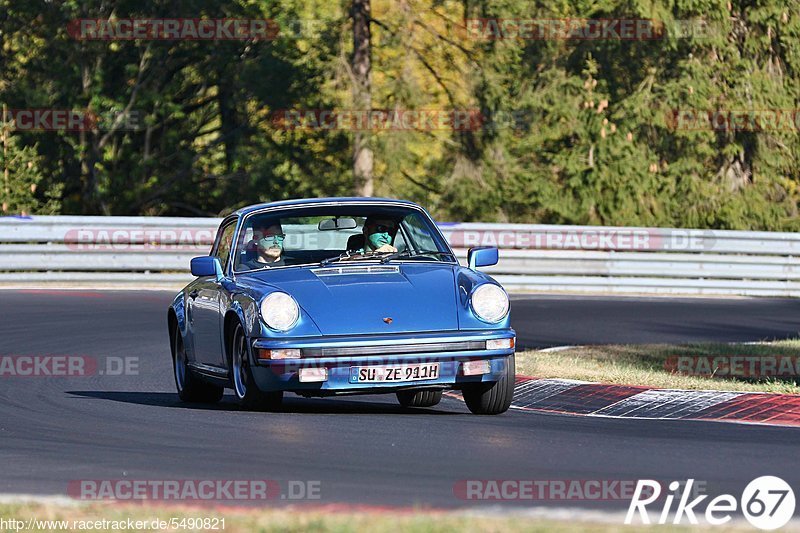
<box><xmin>0</xmin><ymin>0</ymin><xmax>798</xmax><ymax>229</ymax></box>
<box><xmin>0</xmin><ymin>119</ymin><xmax>61</xmax><ymax>214</ymax></box>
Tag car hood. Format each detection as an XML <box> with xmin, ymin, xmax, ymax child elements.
<box><xmin>238</xmin><ymin>263</ymin><xmax>459</xmax><ymax>335</ymax></box>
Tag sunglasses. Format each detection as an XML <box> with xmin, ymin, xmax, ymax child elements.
<box><xmin>369</xmin><ymin>224</ymin><xmax>396</xmax><ymax>233</ymax></box>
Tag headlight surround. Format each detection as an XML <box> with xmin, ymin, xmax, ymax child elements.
<box><xmin>260</xmin><ymin>292</ymin><xmax>300</xmax><ymax>331</ymax></box>
<box><xmin>470</xmin><ymin>284</ymin><xmax>509</xmax><ymax>323</ymax></box>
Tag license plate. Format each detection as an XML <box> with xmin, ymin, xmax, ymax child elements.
<box><xmin>350</xmin><ymin>363</ymin><xmax>440</xmax><ymax>383</ymax></box>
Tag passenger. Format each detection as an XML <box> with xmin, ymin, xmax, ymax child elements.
<box><xmin>359</xmin><ymin>217</ymin><xmax>398</xmax><ymax>254</ymax></box>
<box><xmin>242</xmin><ymin>222</ymin><xmax>286</xmax><ymax>269</ymax></box>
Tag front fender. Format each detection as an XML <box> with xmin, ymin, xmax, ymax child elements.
<box><xmin>169</xmin><ymin>291</ymin><xmax>188</xmax><ymax>337</ymax></box>
<box><xmin>226</xmin><ymin>289</ymin><xmax>324</xmax><ymax>340</ymax></box>
<box><xmin>229</xmin><ymin>292</ymin><xmax>259</xmax><ymax>337</ymax></box>
<box><xmin>167</xmin><ymin>290</ymin><xmax>190</xmax><ymax>362</ymax></box>
<box><xmin>455</xmin><ymin>267</ymin><xmax>511</xmax><ymax>330</ymax></box>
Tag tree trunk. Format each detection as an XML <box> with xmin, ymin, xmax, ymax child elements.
<box><xmin>2</xmin><ymin>104</ymin><xmax>8</xmax><ymax>213</ymax></box>
<box><xmin>352</xmin><ymin>0</ymin><xmax>373</xmax><ymax>196</ymax></box>
<box><xmin>217</xmin><ymin>69</ymin><xmax>239</xmax><ymax>174</ymax></box>
<box><xmin>79</xmin><ymin>62</ymin><xmax>102</xmax><ymax>214</ymax></box>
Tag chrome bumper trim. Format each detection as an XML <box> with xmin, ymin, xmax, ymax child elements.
<box><xmin>299</xmin><ymin>340</ymin><xmax>486</xmax><ymax>357</ymax></box>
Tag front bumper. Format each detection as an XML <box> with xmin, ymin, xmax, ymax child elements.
<box><xmin>250</xmin><ymin>330</ymin><xmax>515</xmax><ymax>395</ymax></box>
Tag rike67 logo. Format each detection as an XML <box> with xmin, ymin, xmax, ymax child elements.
<box><xmin>626</xmin><ymin>477</ymin><xmax>795</xmax><ymax>530</ymax></box>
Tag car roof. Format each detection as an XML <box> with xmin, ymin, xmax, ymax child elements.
<box><xmin>233</xmin><ymin>197</ymin><xmax>422</xmax><ymax>217</ymax></box>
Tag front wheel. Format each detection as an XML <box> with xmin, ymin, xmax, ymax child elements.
<box><xmin>230</xmin><ymin>322</ymin><xmax>283</xmax><ymax>411</ymax></box>
<box><xmin>462</xmin><ymin>355</ymin><xmax>515</xmax><ymax>415</ymax></box>
<box><xmin>173</xmin><ymin>326</ymin><xmax>224</xmax><ymax>403</ymax></box>
<box><xmin>396</xmin><ymin>389</ymin><xmax>442</xmax><ymax>408</ymax></box>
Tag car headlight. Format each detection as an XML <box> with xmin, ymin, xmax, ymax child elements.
<box><xmin>470</xmin><ymin>284</ymin><xmax>509</xmax><ymax>323</ymax></box>
<box><xmin>260</xmin><ymin>292</ymin><xmax>299</xmax><ymax>331</ymax></box>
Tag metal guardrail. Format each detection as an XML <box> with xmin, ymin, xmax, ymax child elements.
<box><xmin>2</xmin><ymin>216</ymin><xmax>800</xmax><ymax>296</ymax></box>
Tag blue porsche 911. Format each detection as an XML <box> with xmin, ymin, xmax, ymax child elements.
<box><xmin>167</xmin><ymin>197</ymin><xmax>515</xmax><ymax>414</ymax></box>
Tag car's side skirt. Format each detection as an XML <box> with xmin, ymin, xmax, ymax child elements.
<box><xmin>187</xmin><ymin>361</ymin><xmax>229</xmax><ymax>379</ymax></box>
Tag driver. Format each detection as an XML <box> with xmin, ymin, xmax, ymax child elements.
<box><xmin>242</xmin><ymin>222</ymin><xmax>286</xmax><ymax>269</ymax></box>
<box><xmin>359</xmin><ymin>217</ymin><xmax>398</xmax><ymax>254</ymax></box>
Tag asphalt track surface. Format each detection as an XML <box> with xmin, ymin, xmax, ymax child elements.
<box><xmin>1</xmin><ymin>289</ymin><xmax>799</xmax><ymax>510</ymax></box>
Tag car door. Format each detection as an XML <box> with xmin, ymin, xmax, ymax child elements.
<box><xmin>191</xmin><ymin>219</ymin><xmax>237</xmax><ymax>368</ymax></box>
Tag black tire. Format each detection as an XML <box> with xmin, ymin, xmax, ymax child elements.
<box><xmin>462</xmin><ymin>355</ymin><xmax>515</xmax><ymax>415</ymax></box>
<box><xmin>396</xmin><ymin>389</ymin><xmax>442</xmax><ymax>408</ymax></box>
<box><xmin>230</xmin><ymin>322</ymin><xmax>283</xmax><ymax>411</ymax></box>
<box><xmin>173</xmin><ymin>326</ymin><xmax>224</xmax><ymax>403</ymax></box>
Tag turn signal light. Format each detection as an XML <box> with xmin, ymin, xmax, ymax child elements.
<box><xmin>486</xmin><ymin>338</ymin><xmax>515</xmax><ymax>350</ymax></box>
<box><xmin>257</xmin><ymin>348</ymin><xmax>301</xmax><ymax>360</ymax></box>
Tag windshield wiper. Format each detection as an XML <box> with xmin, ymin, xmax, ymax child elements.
<box><xmin>322</xmin><ymin>249</ymin><xmax>453</xmax><ymax>266</ymax></box>
<box><xmin>320</xmin><ymin>251</ymin><xmax>353</xmax><ymax>267</ymax></box>
<box><xmin>379</xmin><ymin>250</ymin><xmax>454</xmax><ymax>264</ymax></box>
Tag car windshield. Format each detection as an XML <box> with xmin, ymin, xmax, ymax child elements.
<box><xmin>233</xmin><ymin>204</ymin><xmax>454</xmax><ymax>272</ymax></box>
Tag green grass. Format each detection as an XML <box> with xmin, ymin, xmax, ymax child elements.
<box><xmin>516</xmin><ymin>340</ymin><xmax>800</xmax><ymax>394</ymax></box>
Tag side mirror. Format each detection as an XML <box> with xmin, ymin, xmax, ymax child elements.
<box><xmin>468</xmin><ymin>247</ymin><xmax>498</xmax><ymax>269</ymax></box>
<box><xmin>190</xmin><ymin>256</ymin><xmax>221</xmax><ymax>278</ymax></box>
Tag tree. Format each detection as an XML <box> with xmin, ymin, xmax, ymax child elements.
<box><xmin>1</xmin><ymin>0</ymin><xmax>799</xmax><ymax>229</ymax></box>
<box><xmin>0</xmin><ymin>106</ymin><xmax>61</xmax><ymax>215</ymax></box>
<box><xmin>351</xmin><ymin>0</ymin><xmax>374</xmax><ymax>196</ymax></box>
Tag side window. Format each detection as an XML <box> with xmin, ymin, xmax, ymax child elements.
<box><xmin>393</xmin><ymin>228</ymin><xmax>408</xmax><ymax>252</ymax></box>
<box><xmin>213</xmin><ymin>222</ymin><xmax>237</xmax><ymax>272</ymax></box>
<box><xmin>403</xmin><ymin>213</ymin><xmax>438</xmax><ymax>252</ymax></box>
